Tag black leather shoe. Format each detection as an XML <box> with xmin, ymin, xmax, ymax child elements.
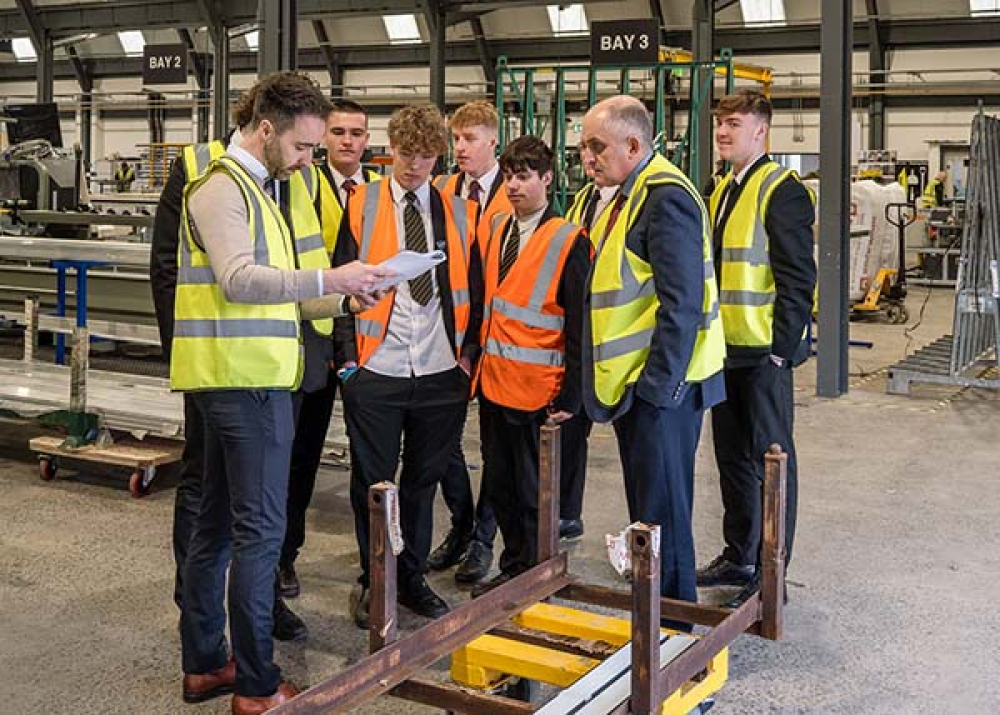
<box><xmin>696</xmin><ymin>554</ymin><xmax>755</xmax><ymax>587</ymax></box>
<box><xmin>398</xmin><ymin>576</ymin><xmax>450</xmax><ymax>619</ymax></box>
<box><xmin>278</xmin><ymin>562</ymin><xmax>300</xmax><ymax>599</ymax></box>
<box><xmin>470</xmin><ymin>570</ymin><xmax>519</xmax><ymax>598</ymax></box>
<box><xmin>272</xmin><ymin>597</ymin><xmax>308</xmax><ymax>642</ymax></box>
<box><xmin>455</xmin><ymin>540</ymin><xmax>493</xmax><ymax>583</ymax></box>
<box><xmin>427</xmin><ymin>528</ymin><xmax>471</xmax><ymax>571</ymax></box>
<box><xmin>559</xmin><ymin>518</ymin><xmax>584</xmax><ymax>541</ymax></box>
<box><xmin>350</xmin><ymin>584</ymin><xmax>369</xmax><ymax>630</ymax></box>
<box><xmin>722</xmin><ymin>572</ymin><xmax>788</xmax><ymax>609</ymax></box>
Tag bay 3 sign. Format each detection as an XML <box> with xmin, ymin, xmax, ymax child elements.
<box><xmin>590</xmin><ymin>19</ymin><xmax>659</xmax><ymax>65</ymax></box>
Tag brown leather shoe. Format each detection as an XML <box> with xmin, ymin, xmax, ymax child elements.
<box><xmin>231</xmin><ymin>681</ymin><xmax>299</xmax><ymax>715</ymax></box>
<box><xmin>182</xmin><ymin>658</ymin><xmax>236</xmax><ymax>704</ymax></box>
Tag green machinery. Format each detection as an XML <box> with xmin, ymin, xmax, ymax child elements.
<box><xmin>494</xmin><ymin>48</ymin><xmax>773</xmax><ymax>212</ymax></box>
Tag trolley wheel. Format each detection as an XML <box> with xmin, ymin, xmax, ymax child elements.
<box><xmin>129</xmin><ymin>466</ymin><xmax>155</xmax><ymax>498</ymax></box>
<box><xmin>38</xmin><ymin>456</ymin><xmax>58</xmax><ymax>481</ymax></box>
<box><xmin>886</xmin><ymin>303</ymin><xmax>905</xmax><ymax>324</ymax></box>
<box><xmin>898</xmin><ymin>305</ymin><xmax>910</xmax><ymax>324</ymax></box>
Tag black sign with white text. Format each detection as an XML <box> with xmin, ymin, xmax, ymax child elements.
<box><xmin>590</xmin><ymin>19</ymin><xmax>659</xmax><ymax>65</ymax></box>
<box><xmin>143</xmin><ymin>44</ymin><xmax>188</xmax><ymax>85</ymax></box>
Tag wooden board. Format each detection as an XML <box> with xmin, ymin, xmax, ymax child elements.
<box><xmin>29</xmin><ymin>435</ymin><xmax>182</xmax><ymax>469</ymax></box>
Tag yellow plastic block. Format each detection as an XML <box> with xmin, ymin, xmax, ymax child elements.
<box><xmin>451</xmin><ymin>634</ymin><xmax>599</xmax><ymax>689</ymax></box>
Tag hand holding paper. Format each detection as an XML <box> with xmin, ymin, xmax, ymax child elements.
<box><xmin>372</xmin><ymin>250</ymin><xmax>447</xmax><ymax>291</ymax></box>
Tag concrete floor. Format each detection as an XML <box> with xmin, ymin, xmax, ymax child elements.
<box><xmin>1</xmin><ymin>285</ymin><xmax>998</xmax><ymax>714</ymax></box>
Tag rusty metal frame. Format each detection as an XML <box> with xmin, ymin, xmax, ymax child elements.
<box><xmin>271</xmin><ymin>433</ymin><xmax>787</xmax><ymax>715</ymax></box>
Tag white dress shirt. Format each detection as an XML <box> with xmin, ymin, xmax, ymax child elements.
<box><xmin>462</xmin><ymin>162</ymin><xmax>500</xmax><ymax>203</ymax></box>
<box><xmin>327</xmin><ymin>163</ymin><xmax>367</xmax><ymax>206</ymax></box>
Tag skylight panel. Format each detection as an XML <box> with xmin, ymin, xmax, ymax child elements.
<box><xmin>547</xmin><ymin>4</ymin><xmax>588</xmax><ymax>36</ymax></box>
<box><xmin>245</xmin><ymin>31</ymin><xmax>259</xmax><ymax>50</ymax></box>
<box><xmin>383</xmin><ymin>14</ymin><xmax>421</xmax><ymax>45</ymax></box>
<box><xmin>970</xmin><ymin>0</ymin><xmax>1000</xmax><ymax>17</ymax></box>
<box><xmin>12</xmin><ymin>37</ymin><xmax>37</xmax><ymax>63</ymax></box>
<box><xmin>118</xmin><ymin>30</ymin><xmax>145</xmax><ymax>57</ymax></box>
<box><xmin>740</xmin><ymin>0</ymin><xmax>787</xmax><ymax>27</ymax></box>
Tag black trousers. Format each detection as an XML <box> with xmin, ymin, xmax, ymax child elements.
<box><xmin>613</xmin><ymin>394</ymin><xmax>704</xmax><ymax>604</ymax></box>
<box><xmin>558</xmin><ymin>412</ymin><xmax>592</xmax><ymax>521</ymax></box>
<box><xmin>282</xmin><ymin>375</ymin><xmax>337</xmax><ymax>567</ymax></box>
<box><xmin>173</xmin><ymin>393</ymin><xmax>205</xmax><ymax>610</ymax></box>
<box><xmin>711</xmin><ymin>362</ymin><xmax>798</xmax><ymax>568</ymax></box>
<box><xmin>436</xmin><ymin>440</ymin><xmax>497</xmax><ymax>546</ymax></box>
<box><xmin>480</xmin><ymin>398</ymin><xmax>542</xmax><ymax>575</ymax></box>
<box><xmin>342</xmin><ymin>366</ymin><xmax>469</xmax><ymax>587</ymax></box>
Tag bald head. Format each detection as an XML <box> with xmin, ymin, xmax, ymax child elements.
<box><xmin>580</xmin><ymin>95</ymin><xmax>653</xmax><ymax>187</ymax></box>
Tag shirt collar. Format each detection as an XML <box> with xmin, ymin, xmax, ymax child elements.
<box><xmin>733</xmin><ymin>152</ymin><xmax>767</xmax><ymax>185</ymax></box>
<box><xmin>225</xmin><ymin>143</ymin><xmax>268</xmax><ymax>185</ymax></box>
<box><xmin>390</xmin><ymin>175</ymin><xmax>430</xmax><ymax>208</ymax></box>
<box><xmin>329</xmin><ymin>163</ymin><xmax>366</xmax><ymax>187</ymax></box>
<box><xmin>468</xmin><ymin>162</ymin><xmax>500</xmax><ymax>196</ymax></box>
<box><xmin>619</xmin><ymin>151</ymin><xmax>655</xmax><ymax>198</ymax></box>
<box><xmin>513</xmin><ymin>203</ymin><xmax>548</xmax><ymax>236</ymax></box>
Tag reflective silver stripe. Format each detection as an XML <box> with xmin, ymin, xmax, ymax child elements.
<box><xmin>493</xmin><ymin>296</ymin><xmax>565</xmax><ymax>331</ymax></box>
<box><xmin>702</xmin><ymin>300</ymin><xmax>720</xmax><ymax>327</ymax></box>
<box><xmin>720</xmin><ymin>246</ymin><xmax>769</xmax><ymax>265</ymax></box>
<box><xmin>177</xmin><ymin>265</ymin><xmax>216</xmax><ymax>284</ymax></box>
<box><xmin>193</xmin><ymin>143</ymin><xmax>213</xmax><ymax>177</ymax></box>
<box><xmin>704</xmin><ymin>259</ymin><xmax>716</xmax><ymax>279</ymax></box>
<box><xmin>298</xmin><ymin>165</ymin><xmax>315</xmax><ymax>199</ymax></box>
<box><xmin>590</xmin><ymin>280</ymin><xmax>654</xmax><ymax>310</ymax></box>
<box><xmin>746</xmin><ymin>166</ymin><xmax>789</xmax><ymax>267</ymax></box>
<box><xmin>450</xmin><ymin>195</ymin><xmax>470</xmax><ymax>263</ymax></box>
<box><xmin>592</xmin><ymin>328</ymin><xmax>653</xmax><ymax>362</ymax></box>
<box><xmin>433</xmin><ymin>175</ymin><xmax>450</xmax><ymax>191</ymax></box>
<box><xmin>485</xmin><ymin>338</ymin><xmax>563</xmax><ymax>366</ymax></box>
<box><xmin>218</xmin><ymin>157</ymin><xmax>272</xmax><ymax>266</ymax></box>
<box><xmin>359</xmin><ymin>182</ymin><xmax>382</xmax><ymax>260</ymax></box>
<box><xmin>452</xmin><ymin>288</ymin><xmax>470</xmax><ymax>306</ymax></box>
<box><xmin>174</xmin><ymin>319</ymin><xmax>298</xmax><ymax>338</ymax></box>
<box><xmin>295</xmin><ymin>232</ymin><xmax>325</xmax><ymax>253</ymax></box>
<box><xmin>357</xmin><ymin>318</ymin><xmax>383</xmax><ymax>337</ymax></box>
<box><xmin>455</xmin><ymin>330</ymin><xmax>466</xmax><ymax>346</ymax></box>
<box><xmin>528</xmin><ymin>221</ymin><xmax>578</xmax><ymax>311</ymax></box>
<box><xmin>719</xmin><ymin>290</ymin><xmax>775</xmax><ymax>307</ymax></box>
<box><xmin>492</xmin><ymin>212</ymin><xmax>510</xmax><ymax>235</ymax></box>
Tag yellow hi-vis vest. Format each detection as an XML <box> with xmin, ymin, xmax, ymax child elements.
<box><xmin>589</xmin><ymin>154</ymin><xmax>725</xmax><ymax>419</ymax></box>
<box><xmin>315</xmin><ymin>166</ymin><xmax>381</xmax><ymax>255</ymax></box>
<box><xmin>171</xmin><ymin>156</ymin><xmax>303</xmax><ymax>391</ymax></box>
<box><xmin>709</xmin><ymin>162</ymin><xmax>794</xmax><ymax>349</ymax></box>
<box><xmin>183</xmin><ymin>142</ymin><xmax>332</xmax><ymax>336</ymax></box>
<box><xmin>564</xmin><ymin>183</ymin><xmax>595</xmax><ymax>225</ymax></box>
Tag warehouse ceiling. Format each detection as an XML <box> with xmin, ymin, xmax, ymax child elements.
<box><xmin>0</xmin><ymin>0</ymin><xmax>997</xmax><ymax>83</ymax></box>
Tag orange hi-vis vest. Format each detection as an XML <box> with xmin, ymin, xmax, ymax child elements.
<box><xmin>475</xmin><ymin>212</ymin><xmax>581</xmax><ymax>411</ymax></box>
<box><xmin>346</xmin><ymin>180</ymin><xmax>475</xmax><ymax>367</ymax></box>
<box><xmin>433</xmin><ymin>172</ymin><xmax>513</xmax><ymax>255</ymax></box>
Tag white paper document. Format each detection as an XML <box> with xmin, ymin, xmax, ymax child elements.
<box><xmin>372</xmin><ymin>249</ymin><xmax>446</xmax><ymax>291</ymax></box>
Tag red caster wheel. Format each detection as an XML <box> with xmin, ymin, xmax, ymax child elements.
<box><xmin>39</xmin><ymin>456</ymin><xmax>58</xmax><ymax>481</ymax></box>
<box><xmin>129</xmin><ymin>466</ymin><xmax>155</xmax><ymax>498</ymax></box>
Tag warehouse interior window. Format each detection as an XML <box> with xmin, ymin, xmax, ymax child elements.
<box><xmin>970</xmin><ymin>0</ymin><xmax>1000</xmax><ymax>16</ymax></box>
<box><xmin>245</xmin><ymin>31</ymin><xmax>259</xmax><ymax>51</ymax></box>
<box><xmin>383</xmin><ymin>14</ymin><xmax>422</xmax><ymax>45</ymax></box>
<box><xmin>546</xmin><ymin>4</ymin><xmax>588</xmax><ymax>36</ymax></box>
<box><xmin>12</xmin><ymin>37</ymin><xmax>36</xmax><ymax>63</ymax></box>
<box><xmin>740</xmin><ymin>0</ymin><xmax>786</xmax><ymax>27</ymax></box>
<box><xmin>118</xmin><ymin>30</ymin><xmax>145</xmax><ymax>57</ymax></box>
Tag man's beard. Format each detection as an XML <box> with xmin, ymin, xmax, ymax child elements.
<box><xmin>263</xmin><ymin>137</ymin><xmax>290</xmax><ymax>179</ymax></box>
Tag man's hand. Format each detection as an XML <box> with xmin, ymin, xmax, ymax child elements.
<box><xmin>348</xmin><ymin>289</ymin><xmax>389</xmax><ymax>313</ymax></box>
<box><xmin>547</xmin><ymin>409</ymin><xmax>574</xmax><ymax>424</ymax></box>
<box><xmin>323</xmin><ymin>261</ymin><xmax>394</xmax><ymax>296</ymax></box>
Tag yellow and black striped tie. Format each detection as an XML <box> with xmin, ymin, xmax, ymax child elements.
<box><xmin>404</xmin><ymin>191</ymin><xmax>433</xmax><ymax>305</ymax></box>
<box><xmin>498</xmin><ymin>219</ymin><xmax>520</xmax><ymax>283</ymax></box>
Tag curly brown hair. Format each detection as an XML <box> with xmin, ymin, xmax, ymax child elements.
<box><xmin>388</xmin><ymin>104</ymin><xmax>448</xmax><ymax>156</ymax></box>
<box><xmin>249</xmin><ymin>71</ymin><xmax>332</xmax><ymax>132</ymax></box>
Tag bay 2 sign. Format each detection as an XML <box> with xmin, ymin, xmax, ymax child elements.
<box><xmin>590</xmin><ymin>19</ymin><xmax>659</xmax><ymax>66</ymax></box>
<box><xmin>143</xmin><ymin>44</ymin><xmax>188</xmax><ymax>85</ymax></box>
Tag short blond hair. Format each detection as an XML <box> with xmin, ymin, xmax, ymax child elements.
<box><xmin>449</xmin><ymin>100</ymin><xmax>498</xmax><ymax>133</ymax></box>
<box><xmin>388</xmin><ymin>104</ymin><xmax>449</xmax><ymax>155</ymax></box>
